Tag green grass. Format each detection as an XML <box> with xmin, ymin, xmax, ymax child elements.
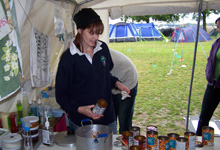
<box><xmin>109</xmin><ymin>36</ymin><xmax>220</xmax><ymax>136</ymax></box>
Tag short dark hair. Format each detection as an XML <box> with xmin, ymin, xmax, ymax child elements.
<box><xmin>215</xmin><ymin>17</ymin><xmax>220</xmax><ymax>24</ymax></box>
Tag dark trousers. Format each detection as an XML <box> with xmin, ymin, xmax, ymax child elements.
<box><xmin>196</xmin><ymin>84</ymin><xmax>220</xmax><ymax>136</ymax></box>
<box><xmin>112</xmin><ymin>83</ymin><xmax>138</xmax><ymax>134</ymax></box>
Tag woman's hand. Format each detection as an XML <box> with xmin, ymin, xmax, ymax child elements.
<box><xmin>78</xmin><ymin>105</ymin><xmax>103</xmax><ymax>120</ymax></box>
<box><xmin>116</xmin><ymin>81</ymin><xmax>130</xmax><ymax>94</ymax></box>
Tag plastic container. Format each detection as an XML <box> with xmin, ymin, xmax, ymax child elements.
<box><xmin>1</xmin><ymin>112</ymin><xmax>10</xmax><ymax>129</ymax></box>
<box><xmin>30</xmin><ymin>125</ymin><xmax>39</xmax><ymax>135</ymax></box>
<box><xmin>16</xmin><ymin>100</ymin><xmax>23</xmax><ymax>126</ymax></box>
<box><xmin>23</xmin><ymin>126</ymin><xmax>33</xmax><ymax>150</ymax></box>
<box><xmin>37</xmin><ymin>99</ymin><xmax>44</xmax><ymax>125</ymax></box>
<box><xmin>22</xmin><ymin>133</ymin><xmax>39</xmax><ymax>143</ymax></box>
<box><xmin>0</xmin><ymin>128</ymin><xmax>9</xmax><ymax>147</ymax></box>
<box><xmin>9</xmin><ymin>112</ymin><xmax>18</xmax><ymax>133</ymax></box>
<box><xmin>42</xmin><ymin>116</ymin><xmax>54</xmax><ymax>146</ymax></box>
<box><xmin>22</xmin><ymin>116</ymin><xmax>39</xmax><ymax>128</ymax></box>
<box><xmin>1</xmin><ymin>133</ymin><xmax>22</xmax><ymax>149</ymax></box>
<box><xmin>22</xmin><ymin>89</ymin><xmax>29</xmax><ymax>117</ymax></box>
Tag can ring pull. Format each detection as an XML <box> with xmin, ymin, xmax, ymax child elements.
<box><xmin>81</xmin><ymin>119</ymin><xmax>93</xmax><ymax>126</ymax></box>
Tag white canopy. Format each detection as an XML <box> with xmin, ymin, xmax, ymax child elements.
<box><xmin>89</xmin><ymin>0</ymin><xmax>220</xmax><ymax>19</ymax></box>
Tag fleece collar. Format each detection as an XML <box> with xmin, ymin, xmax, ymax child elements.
<box><xmin>70</xmin><ymin>38</ymin><xmax>102</xmax><ymax>56</ymax></box>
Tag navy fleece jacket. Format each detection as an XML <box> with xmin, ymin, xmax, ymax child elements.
<box><xmin>55</xmin><ymin>40</ymin><xmax>118</xmax><ymax>126</ymax></box>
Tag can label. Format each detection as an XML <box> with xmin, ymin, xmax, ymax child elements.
<box><xmin>147</xmin><ymin>125</ymin><xmax>158</xmax><ymax>131</ymax></box>
<box><xmin>92</xmin><ymin>104</ymin><xmax>106</xmax><ymax>115</ymax></box>
<box><xmin>176</xmin><ymin>138</ymin><xmax>188</xmax><ymax>150</ymax></box>
<box><xmin>176</xmin><ymin>140</ymin><xmax>188</xmax><ymax>150</ymax></box>
<box><xmin>167</xmin><ymin>133</ymin><xmax>179</xmax><ymax>150</ymax></box>
<box><xmin>202</xmin><ymin>126</ymin><xmax>214</xmax><ymax>146</ymax></box>
<box><xmin>122</xmin><ymin>131</ymin><xmax>133</xmax><ymax>150</ymax></box>
<box><xmin>130</xmin><ymin>126</ymin><xmax>140</xmax><ymax>138</ymax></box>
<box><xmin>147</xmin><ymin>131</ymin><xmax>158</xmax><ymax>150</ymax></box>
<box><xmin>134</xmin><ymin>135</ymin><xmax>146</xmax><ymax>150</ymax></box>
<box><xmin>184</xmin><ymin>132</ymin><xmax>196</xmax><ymax>150</ymax></box>
<box><xmin>157</xmin><ymin>136</ymin><xmax>169</xmax><ymax>150</ymax></box>
<box><xmin>169</xmin><ymin>139</ymin><xmax>176</xmax><ymax>149</ymax></box>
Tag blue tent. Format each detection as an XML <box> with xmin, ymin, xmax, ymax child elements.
<box><xmin>171</xmin><ymin>25</ymin><xmax>212</xmax><ymax>42</ymax></box>
<box><xmin>134</xmin><ymin>23</ymin><xmax>163</xmax><ymax>41</ymax></box>
<box><xmin>109</xmin><ymin>22</ymin><xmax>139</xmax><ymax>42</ymax></box>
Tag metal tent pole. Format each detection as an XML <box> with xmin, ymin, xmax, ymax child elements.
<box><xmin>186</xmin><ymin>0</ymin><xmax>203</xmax><ymax>132</ymax></box>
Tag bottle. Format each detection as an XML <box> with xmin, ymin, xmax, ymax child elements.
<box><xmin>9</xmin><ymin>112</ymin><xmax>18</xmax><ymax>133</ymax></box>
<box><xmin>22</xmin><ymin>88</ymin><xmax>29</xmax><ymax>117</ymax></box>
<box><xmin>37</xmin><ymin>99</ymin><xmax>44</xmax><ymax>127</ymax></box>
<box><xmin>31</xmin><ymin>100</ymin><xmax>38</xmax><ymax>116</ymax></box>
<box><xmin>16</xmin><ymin>100</ymin><xmax>23</xmax><ymax>126</ymax></box>
<box><xmin>22</xmin><ymin>119</ymin><xmax>33</xmax><ymax>150</ymax></box>
<box><xmin>44</xmin><ymin>94</ymin><xmax>53</xmax><ymax>120</ymax></box>
<box><xmin>92</xmin><ymin>99</ymin><xmax>108</xmax><ymax>115</ymax></box>
<box><xmin>28</xmin><ymin>100</ymin><xmax>34</xmax><ymax>116</ymax></box>
<box><xmin>42</xmin><ymin>116</ymin><xmax>54</xmax><ymax>146</ymax></box>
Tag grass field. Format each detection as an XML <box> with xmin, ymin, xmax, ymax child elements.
<box><xmin>109</xmin><ymin>37</ymin><xmax>220</xmax><ymax>136</ymax></box>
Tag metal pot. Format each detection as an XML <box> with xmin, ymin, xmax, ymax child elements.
<box><xmin>75</xmin><ymin>119</ymin><xmax>113</xmax><ymax>150</ymax></box>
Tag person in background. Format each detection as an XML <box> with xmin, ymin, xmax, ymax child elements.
<box><xmin>110</xmin><ymin>49</ymin><xmax>138</xmax><ymax>134</ymax></box>
<box><xmin>55</xmin><ymin>8</ymin><xmax>129</xmax><ymax>134</ymax></box>
<box><xmin>196</xmin><ymin>17</ymin><xmax>220</xmax><ymax>136</ymax></box>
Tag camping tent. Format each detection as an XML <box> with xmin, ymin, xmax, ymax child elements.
<box><xmin>171</xmin><ymin>25</ymin><xmax>212</xmax><ymax>42</ymax></box>
<box><xmin>109</xmin><ymin>22</ymin><xmax>139</xmax><ymax>42</ymax></box>
<box><xmin>134</xmin><ymin>23</ymin><xmax>163</xmax><ymax>41</ymax></box>
<box><xmin>1</xmin><ymin>0</ymin><xmax>220</xmax><ymax>131</ymax></box>
<box><xmin>159</xmin><ymin>28</ymin><xmax>174</xmax><ymax>37</ymax></box>
<box><xmin>209</xmin><ymin>28</ymin><xmax>219</xmax><ymax>37</ymax></box>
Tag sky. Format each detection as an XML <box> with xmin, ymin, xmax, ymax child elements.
<box><xmin>109</xmin><ymin>13</ymin><xmax>220</xmax><ymax>25</ymax></box>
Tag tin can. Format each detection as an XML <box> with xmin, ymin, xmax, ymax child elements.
<box><xmin>167</xmin><ymin>133</ymin><xmax>179</xmax><ymax>150</ymax></box>
<box><xmin>147</xmin><ymin>125</ymin><xmax>158</xmax><ymax>131</ymax></box>
<box><xmin>92</xmin><ymin>99</ymin><xmax>108</xmax><ymax>115</ymax></box>
<box><xmin>130</xmin><ymin>126</ymin><xmax>140</xmax><ymax>138</ymax></box>
<box><xmin>176</xmin><ymin>137</ymin><xmax>188</xmax><ymax>150</ymax></box>
<box><xmin>157</xmin><ymin>136</ymin><xmax>169</xmax><ymax>150</ymax></box>
<box><xmin>134</xmin><ymin>135</ymin><xmax>146</xmax><ymax>150</ymax></box>
<box><xmin>130</xmin><ymin>145</ymin><xmax>142</xmax><ymax>150</ymax></box>
<box><xmin>202</xmin><ymin>126</ymin><xmax>214</xmax><ymax>146</ymax></box>
<box><xmin>122</xmin><ymin>131</ymin><xmax>133</xmax><ymax>149</ymax></box>
<box><xmin>184</xmin><ymin>132</ymin><xmax>196</xmax><ymax>150</ymax></box>
<box><xmin>147</xmin><ymin>131</ymin><xmax>158</xmax><ymax>150</ymax></box>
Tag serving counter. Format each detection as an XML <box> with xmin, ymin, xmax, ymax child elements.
<box><xmin>37</xmin><ymin>134</ymin><xmax>220</xmax><ymax>150</ymax></box>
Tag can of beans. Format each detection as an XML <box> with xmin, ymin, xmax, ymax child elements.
<box><xmin>176</xmin><ymin>137</ymin><xmax>188</xmax><ymax>150</ymax></box>
<box><xmin>184</xmin><ymin>131</ymin><xmax>196</xmax><ymax>150</ymax></box>
<box><xmin>167</xmin><ymin>133</ymin><xmax>179</xmax><ymax>150</ymax></box>
<box><xmin>130</xmin><ymin>126</ymin><xmax>140</xmax><ymax>138</ymax></box>
<box><xmin>130</xmin><ymin>145</ymin><xmax>142</xmax><ymax>150</ymax></box>
<box><xmin>122</xmin><ymin>131</ymin><xmax>133</xmax><ymax>149</ymax></box>
<box><xmin>147</xmin><ymin>131</ymin><xmax>158</xmax><ymax>150</ymax></box>
<box><xmin>157</xmin><ymin>136</ymin><xmax>169</xmax><ymax>150</ymax></box>
<box><xmin>147</xmin><ymin>125</ymin><xmax>158</xmax><ymax>132</ymax></box>
<box><xmin>134</xmin><ymin>135</ymin><xmax>146</xmax><ymax>150</ymax></box>
<box><xmin>202</xmin><ymin>126</ymin><xmax>214</xmax><ymax>146</ymax></box>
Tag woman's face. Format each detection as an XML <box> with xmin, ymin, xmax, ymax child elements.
<box><xmin>217</xmin><ymin>20</ymin><xmax>220</xmax><ymax>34</ymax></box>
<box><xmin>78</xmin><ymin>28</ymin><xmax>99</xmax><ymax>48</ymax></box>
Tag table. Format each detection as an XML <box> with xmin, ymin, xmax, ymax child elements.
<box><xmin>37</xmin><ymin>135</ymin><xmax>220</xmax><ymax>150</ymax></box>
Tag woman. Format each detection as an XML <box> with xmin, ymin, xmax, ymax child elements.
<box><xmin>55</xmin><ymin>8</ymin><xmax>129</xmax><ymax>134</ymax></box>
<box><xmin>196</xmin><ymin>17</ymin><xmax>220</xmax><ymax>136</ymax></box>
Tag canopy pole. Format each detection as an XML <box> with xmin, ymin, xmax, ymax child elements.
<box><xmin>186</xmin><ymin>0</ymin><xmax>203</xmax><ymax>132</ymax></box>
